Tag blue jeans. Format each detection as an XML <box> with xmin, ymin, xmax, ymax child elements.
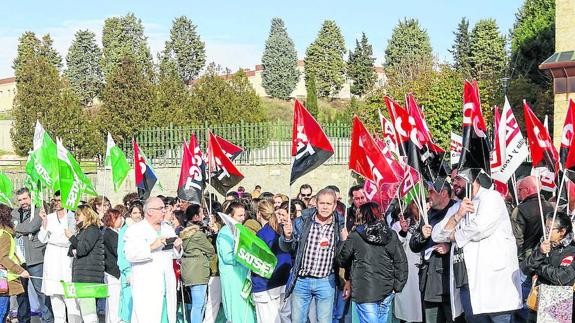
<box><xmin>0</xmin><ymin>296</ymin><xmax>9</xmax><ymax>323</ymax></box>
<box><xmin>189</xmin><ymin>284</ymin><xmax>207</xmax><ymax>323</ymax></box>
<box><xmin>333</xmin><ymin>287</ymin><xmax>352</xmax><ymax>323</ymax></box>
<box><xmin>291</xmin><ymin>274</ymin><xmax>336</xmax><ymax>323</ymax></box>
<box><xmin>460</xmin><ymin>285</ymin><xmax>513</xmax><ymax>323</ymax></box>
<box><xmin>356</xmin><ymin>293</ymin><xmax>394</xmax><ymax>323</ymax></box>
<box><xmin>17</xmin><ymin>263</ymin><xmax>53</xmax><ymax>323</ymax></box>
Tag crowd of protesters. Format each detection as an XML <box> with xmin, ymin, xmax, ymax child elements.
<box><xmin>1</xmin><ymin>170</ymin><xmax>575</xmax><ymax>323</ymax></box>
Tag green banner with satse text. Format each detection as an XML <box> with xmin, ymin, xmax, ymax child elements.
<box><xmin>233</xmin><ymin>224</ymin><xmax>277</xmax><ymax>279</ymax></box>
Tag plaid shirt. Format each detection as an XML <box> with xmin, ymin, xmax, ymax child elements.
<box><xmin>298</xmin><ymin>219</ymin><xmax>335</xmax><ymax>278</ymax></box>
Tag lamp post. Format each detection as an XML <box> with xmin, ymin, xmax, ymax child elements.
<box><xmin>501</xmin><ymin>76</ymin><xmax>510</xmax><ymax>96</ymax></box>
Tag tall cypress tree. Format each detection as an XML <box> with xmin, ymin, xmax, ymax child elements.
<box><xmin>305</xmin><ymin>74</ymin><xmax>319</xmax><ymax>118</ymax></box>
<box><xmin>65</xmin><ymin>30</ymin><xmax>103</xmax><ymax>106</ymax></box>
<box><xmin>384</xmin><ymin>18</ymin><xmax>433</xmax><ymax>89</ymax></box>
<box><xmin>304</xmin><ymin>20</ymin><xmax>346</xmax><ymax>98</ymax></box>
<box><xmin>151</xmin><ymin>58</ymin><xmax>192</xmax><ymax>127</ymax></box>
<box><xmin>261</xmin><ymin>18</ymin><xmax>300</xmax><ymax>100</ymax></box>
<box><xmin>101</xmin><ymin>13</ymin><xmax>153</xmax><ymax>80</ymax></box>
<box><xmin>347</xmin><ymin>32</ymin><xmax>377</xmax><ymax>97</ymax></box>
<box><xmin>11</xmin><ymin>32</ymin><xmax>62</xmax><ymax>155</ymax></box>
<box><xmin>98</xmin><ymin>54</ymin><xmax>155</xmax><ymax>144</ymax></box>
<box><xmin>449</xmin><ymin>18</ymin><xmax>472</xmax><ymax>79</ymax></box>
<box><xmin>163</xmin><ymin>16</ymin><xmax>206</xmax><ymax>84</ymax></box>
<box><xmin>469</xmin><ymin>19</ymin><xmax>507</xmax><ymax>110</ymax></box>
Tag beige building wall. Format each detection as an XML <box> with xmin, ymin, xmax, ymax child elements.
<box><xmin>552</xmin><ymin>0</ymin><xmax>575</xmax><ymax>147</ymax></box>
<box><xmin>247</xmin><ymin>60</ymin><xmax>386</xmax><ymax>99</ymax></box>
<box><xmin>0</xmin><ymin>77</ymin><xmax>16</xmax><ymax>112</ymax></box>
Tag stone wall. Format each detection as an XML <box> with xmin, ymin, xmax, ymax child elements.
<box><xmin>0</xmin><ymin>120</ymin><xmax>13</xmax><ymax>152</ymax></box>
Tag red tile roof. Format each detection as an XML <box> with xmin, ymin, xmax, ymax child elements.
<box><xmin>0</xmin><ymin>77</ymin><xmax>15</xmax><ymax>85</ymax></box>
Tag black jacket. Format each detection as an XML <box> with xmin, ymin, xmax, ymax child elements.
<box><xmin>511</xmin><ymin>195</ymin><xmax>554</xmax><ymax>261</ymax></box>
<box><xmin>335</xmin><ymin>221</ymin><xmax>408</xmax><ymax>304</ymax></box>
<box><xmin>68</xmin><ymin>224</ymin><xmax>105</xmax><ymax>283</ymax></box>
<box><xmin>520</xmin><ymin>233</ymin><xmax>575</xmax><ymax>287</ymax></box>
<box><xmin>103</xmin><ymin>228</ymin><xmax>120</xmax><ymax>279</ymax></box>
<box><xmin>409</xmin><ymin>200</ymin><xmax>455</xmax><ymax>303</ymax></box>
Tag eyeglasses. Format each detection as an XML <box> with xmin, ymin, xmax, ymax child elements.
<box><xmin>545</xmin><ymin>226</ymin><xmax>560</xmax><ymax>232</ymax></box>
<box><xmin>149</xmin><ymin>206</ymin><xmax>166</xmax><ymax>213</ymax></box>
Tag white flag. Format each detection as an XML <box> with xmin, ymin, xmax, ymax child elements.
<box><xmin>492</xmin><ymin>97</ymin><xmax>529</xmax><ymax>183</ymax></box>
<box><xmin>450</xmin><ymin>132</ymin><xmax>462</xmax><ymax>166</ymax></box>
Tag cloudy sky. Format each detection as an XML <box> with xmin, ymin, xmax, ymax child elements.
<box><xmin>0</xmin><ymin>0</ymin><xmax>523</xmax><ymax>78</ymax></box>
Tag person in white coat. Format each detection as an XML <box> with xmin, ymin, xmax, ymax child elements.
<box><xmin>124</xmin><ymin>197</ymin><xmax>183</xmax><ymax>323</ymax></box>
<box><xmin>38</xmin><ymin>193</ymin><xmax>81</xmax><ymax>323</ymax></box>
<box><xmin>432</xmin><ymin>171</ymin><xmax>522</xmax><ymax>322</ymax></box>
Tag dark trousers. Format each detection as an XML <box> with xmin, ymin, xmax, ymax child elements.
<box><xmin>424</xmin><ymin>301</ymin><xmax>453</xmax><ymax>323</ymax></box>
<box><xmin>17</xmin><ymin>263</ymin><xmax>54</xmax><ymax>323</ymax></box>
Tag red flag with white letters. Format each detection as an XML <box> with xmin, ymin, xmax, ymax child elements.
<box><xmin>458</xmin><ymin>80</ymin><xmax>491</xmax><ymax>175</ymax></box>
<box><xmin>290</xmin><ymin>100</ymin><xmax>334</xmax><ymax>184</ymax></box>
<box><xmin>207</xmin><ymin>132</ymin><xmax>244</xmax><ymax>195</ymax></box>
<box><xmin>349</xmin><ymin>116</ymin><xmax>401</xmax><ymax>185</ymax></box>
<box><xmin>560</xmin><ymin>98</ymin><xmax>575</xmax><ymax>167</ymax></box>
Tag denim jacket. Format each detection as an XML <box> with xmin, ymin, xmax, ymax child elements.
<box><xmin>279</xmin><ymin>207</ymin><xmax>345</xmax><ymax>298</ymax></box>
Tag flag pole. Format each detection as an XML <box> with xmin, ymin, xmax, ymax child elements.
<box><xmin>549</xmin><ymin>171</ymin><xmax>567</xmax><ymax>238</ymax></box>
<box><xmin>534</xmin><ymin>169</ymin><xmax>548</xmax><ymax>241</ymax></box>
<box><xmin>511</xmin><ymin>174</ymin><xmax>519</xmax><ymax>207</ymax></box>
<box><xmin>207</xmin><ymin>130</ymin><xmax>213</xmax><ymax>217</ymax></box>
<box><xmin>343</xmin><ymin>171</ymin><xmax>353</xmax><ymax>227</ymax></box>
<box><xmin>419</xmin><ymin>177</ymin><xmax>428</xmax><ymax>225</ymax></box>
<box><xmin>287</xmin><ymin>154</ymin><xmax>294</xmax><ymax>218</ymax></box>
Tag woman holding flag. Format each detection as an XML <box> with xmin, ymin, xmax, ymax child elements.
<box><xmin>216</xmin><ymin>200</ymin><xmax>256</xmax><ymax>323</ymax></box>
<box><xmin>251</xmin><ymin>200</ymin><xmax>292</xmax><ymax>323</ymax></box>
<box><xmin>65</xmin><ymin>205</ymin><xmax>105</xmax><ymax>323</ymax></box>
<box><xmin>0</xmin><ymin>204</ymin><xmax>30</xmax><ymax>322</ymax></box>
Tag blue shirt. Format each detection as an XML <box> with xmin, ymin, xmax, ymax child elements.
<box><xmin>251</xmin><ymin>224</ymin><xmax>293</xmax><ymax>293</ymax></box>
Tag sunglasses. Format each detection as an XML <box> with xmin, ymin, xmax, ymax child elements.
<box><xmin>300</xmin><ymin>193</ymin><xmax>312</xmax><ymax>197</ymax></box>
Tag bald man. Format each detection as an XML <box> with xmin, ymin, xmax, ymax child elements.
<box><xmin>510</xmin><ymin>176</ymin><xmax>554</xmax><ymax>261</ymax></box>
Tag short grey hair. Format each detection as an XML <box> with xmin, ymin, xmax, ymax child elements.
<box><xmin>316</xmin><ymin>188</ymin><xmax>337</xmax><ymax>202</ymax></box>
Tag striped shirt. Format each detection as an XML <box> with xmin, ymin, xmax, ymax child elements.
<box><xmin>298</xmin><ymin>219</ymin><xmax>335</xmax><ymax>278</ymax></box>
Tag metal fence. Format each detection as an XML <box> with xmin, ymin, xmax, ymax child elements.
<box><xmin>120</xmin><ymin>120</ymin><xmax>352</xmax><ymax>166</ymax></box>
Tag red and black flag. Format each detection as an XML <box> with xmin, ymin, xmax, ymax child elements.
<box><xmin>349</xmin><ymin>116</ymin><xmax>401</xmax><ymax>186</ymax></box>
<box><xmin>290</xmin><ymin>100</ymin><xmax>334</xmax><ymax>184</ymax></box>
<box><xmin>133</xmin><ymin>139</ymin><xmax>158</xmax><ymax>200</ymax></box>
<box><xmin>177</xmin><ymin>134</ymin><xmax>206</xmax><ymax>204</ymax></box>
<box><xmin>524</xmin><ymin>101</ymin><xmax>560</xmax><ymax>191</ymax></box>
<box><xmin>384</xmin><ymin>96</ymin><xmax>410</xmax><ymax>156</ymax></box>
<box><xmin>458</xmin><ymin>80</ymin><xmax>491</xmax><ymax>176</ymax></box>
<box><xmin>405</xmin><ymin>93</ymin><xmax>448</xmax><ymax>182</ymax></box>
<box><xmin>560</xmin><ymin>98</ymin><xmax>575</xmax><ymax>167</ymax></box>
<box><xmin>207</xmin><ymin>132</ymin><xmax>244</xmax><ymax>196</ymax></box>
<box><xmin>214</xmin><ymin>135</ymin><xmax>243</xmax><ymax>162</ymax></box>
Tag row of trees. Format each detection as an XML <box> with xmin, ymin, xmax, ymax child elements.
<box><xmin>11</xmin><ymin>14</ymin><xmax>264</xmax><ymax>158</ymax></box>
<box><xmin>11</xmin><ymin>0</ymin><xmax>555</xmax><ymax>157</ymax></box>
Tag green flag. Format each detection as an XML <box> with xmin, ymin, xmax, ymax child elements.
<box><xmin>24</xmin><ymin>152</ymin><xmax>43</xmax><ymax>207</ymax></box>
<box><xmin>234</xmin><ymin>224</ymin><xmax>278</xmax><ymax>279</ymax></box>
<box><xmin>67</xmin><ymin>149</ymin><xmax>97</xmax><ymax>197</ymax></box>
<box><xmin>61</xmin><ymin>281</ymin><xmax>108</xmax><ymax>298</ymax></box>
<box><xmin>33</xmin><ymin>121</ymin><xmax>59</xmax><ymax>190</ymax></box>
<box><xmin>57</xmin><ymin>139</ymin><xmax>90</xmax><ymax>210</ymax></box>
<box><xmin>402</xmin><ymin>182</ymin><xmax>422</xmax><ymax>205</ymax></box>
<box><xmin>0</xmin><ymin>171</ymin><xmax>13</xmax><ymax>207</ymax></box>
<box><xmin>219</xmin><ymin>212</ymin><xmax>278</xmax><ymax>279</ymax></box>
<box><xmin>105</xmin><ymin>133</ymin><xmax>130</xmax><ymax>192</ymax></box>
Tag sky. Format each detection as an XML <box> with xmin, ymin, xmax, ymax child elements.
<box><xmin>0</xmin><ymin>0</ymin><xmax>524</xmax><ymax>78</ymax></box>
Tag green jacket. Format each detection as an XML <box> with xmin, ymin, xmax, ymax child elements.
<box><xmin>179</xmin><ymin>225</ymin><xmax>215</xmax><ymax>286</ymax></box>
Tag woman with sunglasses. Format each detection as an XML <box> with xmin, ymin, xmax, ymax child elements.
<box><xmin>65</xmin><ymin>205</ymin><xmax>105</xmax><ymax>323</ymax></box>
